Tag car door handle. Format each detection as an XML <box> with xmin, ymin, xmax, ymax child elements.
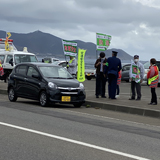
<box><xmin>24</xmin><ymin>78</ymin><xmax>28</xmax><ymax>81</ymax></box>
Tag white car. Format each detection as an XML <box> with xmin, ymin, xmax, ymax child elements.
<box><xmin>43</xmin><ymin>57</ymin><xmax>59</xmax><ymax>63</ymax></box>
<box><xmin>0</xmin><ymin>38</ymin><xmax>38</xmax><ymax>82</ymax></box>
<box><xmin>85</xmin><ymin>69</ymin><xmax>96</xmax><ymax>80</ymax></box>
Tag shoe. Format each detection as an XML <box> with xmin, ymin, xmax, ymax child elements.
<box><xmin>129</xmin><ymin>98</ymin><xmax>135</xmax><ymax>100</ymax></box>
<box><xmin>96</xmin><ymin>95</ymin><xmax>99</xmax><ymax>98</ymax></box>
<box><xmin>152</xmin><ymin>102</ymin><xmax>157</xmax><ymax>105</ymax></box>
<box><xmin>115</xmin><ymin>95</ymin><xmax>120</xmax><ymax>98</ymax></box>
<box><xmin>136</xmin><ymin>98</ymin><xmax>141</xmax><ymax>101</ymax></box>
<box><xmin>148</xmin><ymin>103</ymin><xmax>153</xmax><ymax>105</ymax></box>
<box><xmin>101</xmin><ymin>96</ymin><xmax>106</xmax><ymax>98</ymax></box>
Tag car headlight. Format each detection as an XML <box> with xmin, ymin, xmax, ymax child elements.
<box><xmin>79</xmin><ymin>83</ymin><xmax>84</xmax><ymax>90</ymax></box>
<box><xmin>48</xmin><ymin>82</ymin><xmax>57</xmax><ymax>89</ymax></box>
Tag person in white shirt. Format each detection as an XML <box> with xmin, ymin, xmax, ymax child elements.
<box><xmin>129</xmin><ymin>55</ymin><xmax>145</xmax><ymax>100</ymax></box>
<box><xmin>67</xmin><ymin>56</ymin><xmax>77</xmax><ymax>77</ymax></box>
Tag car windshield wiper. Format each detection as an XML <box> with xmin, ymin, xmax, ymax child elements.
<box><xmin>47</xmin><ymin>77</ymin><xmax>67</xmax><ymax>79</ymax></box>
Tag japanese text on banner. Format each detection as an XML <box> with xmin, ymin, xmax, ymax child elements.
<box><xmin>62</xmin><ymin>40</ymin><xmax>77</xmax><ymax>57</ymax></box>
<box><xmin>77</xmin><ymin>49</ymin><xmax>86</xmax><ymax>82</ymax></box>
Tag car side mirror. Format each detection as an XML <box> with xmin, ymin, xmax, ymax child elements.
<box><xmin>9</xmin><ymin>59</ymin><xmax>13</xmax><ymax>66</ymax></box>
<box><xmin>32</xmin><ymin>74</ymin><xmax>40</xmax><ymax>79</ymax></box>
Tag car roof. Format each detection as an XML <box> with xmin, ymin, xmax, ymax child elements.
<box><xmin>0</xmin><ymin>50</ymin><xmax>35</xmax><ymax>56</ymax></box>
<box><xmin>16</xmin><ymin>62</ymin><xmax>60</xmax><ymax>67</ymax></box>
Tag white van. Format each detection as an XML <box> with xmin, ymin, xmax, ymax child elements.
<box><xmin>0</xmin><ymin>38</ymin><xmax>38</xmax><ymax>82</ymax></box>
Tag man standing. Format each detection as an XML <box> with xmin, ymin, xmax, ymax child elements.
<box><xmin>104</xmin><ymin>51</ymin><xmax>122</xmax><ymax>99</ymax></box>
<box><xmin>95</xmin><ymin>52</ymin><xmax>107</xmax><ymax>98</ymax></box>
<box><xmin>67</xmin><ymin>56</ymin><xmax>77</xmax><ymax>77</ymax></box>
<box><xmin>129</xmin><ymin>55</ymin><xmax>144</xmax><ymax>100</ymax></box>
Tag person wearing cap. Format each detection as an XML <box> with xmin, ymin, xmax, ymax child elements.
<box><xmin>104</xmin><ymin>51</ymin><xmax>122</xmax><ymax>99</ymax></box>
<box><xmin>94</xmin><ymin>52</ymin><xmax>107</xmax><ymax>98</ymax></box>
<box><xmin>147</xmin><ymin>58</ymin><xmax>159</xmax><ymax>105</ymax></box>
<box><xmin>129</xmin><ymin>55</ymin><xmax>144</xmax><ymax>100</ymax></box>
<box><xmin>67</xmin><ymin>55</ymin><xmax>77</xmax><ymax>77</ymax></box>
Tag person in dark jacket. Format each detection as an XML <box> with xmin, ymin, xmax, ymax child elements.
<box><xmin>95</xmin><ymin>52</ymin><xmax>107</xmax><ymax>98</ymax></box>
<box><xmin>104</xmin><ymin>51</ymin><xmax>122</xmax><ymax>99</ymax></box>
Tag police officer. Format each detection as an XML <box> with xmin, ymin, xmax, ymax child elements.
<box><xmin>67</xmin><ymin>56</ymin><xmax>77</xmax><ymax>77</ymax></box>
<box><xmin>104</xmin><ymin>51</ymin><xmax>122</xmax><ymax>99</ymax></box>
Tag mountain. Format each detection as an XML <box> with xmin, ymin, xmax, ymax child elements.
<box><xmin>0</xmin><ymin>30</ymin><xmax>133</xmax><ymax>60</ymax></box>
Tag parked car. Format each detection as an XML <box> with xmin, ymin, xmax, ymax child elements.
<box><xmin>43</xmin><ymin>57</ymin><xmax>60</xmax><ymax>63</ymax></box>
<box><xmin>8</xmin><ymin>63</ymin><xmax>86</xmax><ymax>107</ymax></box>
<box><xmin>85</xmin><ymin>69</ymin><xmax>96</xmax><ymax>80</ymax></box>
<box><xmin>0</xmin><ymin>38</ymin><xmax>38</xmax><ymax>82</ymax></box>
<box><xmin>121</xmin><ymin>64</ymin><xmax>131</xmax><ymax>82</ymax></box>
<box><xmin>52</xmin><ymin>61</ymin><xmax>67</xmax><ymax>68</ymax></box>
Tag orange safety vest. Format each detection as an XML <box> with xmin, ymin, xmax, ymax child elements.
<box><xmin>148</xmin><ymin>65</ymin><xmax>159</xmax><ymax>88</ymax></box>
<box><xmin>117</xmin><ymin>70</ymin><xmax>122</xmax><ymax>85</ymax></box>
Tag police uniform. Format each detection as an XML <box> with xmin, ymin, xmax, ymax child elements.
<box><xmin>104</xmin><ymin>51</ymin><xmax>122</xmax><ymax>99</ymax></box>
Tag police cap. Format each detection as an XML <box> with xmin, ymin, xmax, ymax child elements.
<box><xmin>112</xmin><ymin>51</ymin><xmax>118</xmax><ymax>56</ymax></box>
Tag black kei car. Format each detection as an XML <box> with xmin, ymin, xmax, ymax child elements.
<box><xmin>8</xmin><ymin>63</ymin><xmax>86</xmax><ymax>107</ymax></box>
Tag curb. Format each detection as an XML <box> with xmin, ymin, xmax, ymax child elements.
<box><xmin>85</xmin><ymin>100</ymin><xmax>160</xmax><ymax>119</ymax></box>
<box><xmin>0</xmin><ymin>89</ymin><xmax>7</xmax><ymax>95</ymax></box>
<box><xmin>1</xmin><ymin>89</ymin><xmax>160</xmax><ymax>119</ymax></box>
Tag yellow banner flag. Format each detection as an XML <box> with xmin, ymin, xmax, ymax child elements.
<box><xmin>77</xmin><ymin>48</ymin><xmax>86</xmax><ymax>82</ymax></box>
<box><xmin>5</xmin><ymin>32</ymin><xmax>11</xmax><ymax>51</ymax></box>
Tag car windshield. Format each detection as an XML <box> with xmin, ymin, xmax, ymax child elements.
<box><xmin>14</xmin><ymin>54</ymin><xmax>38</xmax><ymax>64</ymax></box>
<box><xmin>39</xmin><ymin>66</ymin><xmax>73</xmax><ymax>79</ymax></box>
<box><xmin>0</xmin><ymin>55</ymin><xmax>5</xmax><ymax>64</ymax></box>
<box><xmin>143</xmin><ymin>61</ymin><xmax>150</xmax><ymax>69</ymax></box>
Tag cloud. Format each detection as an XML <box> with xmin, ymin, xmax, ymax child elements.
<box><xmin>0</xmin><ymin>0</ymin><xmax>160</xmax><ymax>60</ymax></box>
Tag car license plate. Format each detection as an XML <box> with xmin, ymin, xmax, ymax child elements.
<box><xmin>61</xmin><ymin>96</ymin><xmax>71</xmax><ymax>102</ymax></box>
<box><xmin>87</xmin><ymin>73</ymin><xmax>90</xmax><ymax>76</ymax></box>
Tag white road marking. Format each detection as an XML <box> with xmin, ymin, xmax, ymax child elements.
<box><xmin>0</xmin><ymin>122</ymin><xmax>150</xmax><ymax>160</ymax></box>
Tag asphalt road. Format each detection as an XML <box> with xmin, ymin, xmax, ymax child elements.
<box><xmin>0</xmin><ymin>94</ymin><xmax>160</xmax><ymax>160</ymax></box>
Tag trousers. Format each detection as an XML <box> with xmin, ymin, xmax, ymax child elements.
<box><xmin>151</xmin><ymin>88</ymin><xmax>157</xmax><ymax>104</ymax></box>
<box><xmin>116</xmin><ymin>85</ymin><xmax>120</xmax><ymax>95</ymax></box>
<box><xmin>131</xmin><ymin>81</ymin><xmax>141</xmax><ymax>99</ymax></box>
<box><xmin>95</xmin><ymin>72</ymin><xmax>106</xmax><ymax>97</ymax></box>
<box><xmin>108</xmin><ymin>74</ymin><xmax>117</xmax><ymax>99</ymax></box>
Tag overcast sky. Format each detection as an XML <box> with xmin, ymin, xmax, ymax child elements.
<box><xmin>0</xmin><ymin>0</ymin><xmax>160</xmax><ymax>60</ymax></box>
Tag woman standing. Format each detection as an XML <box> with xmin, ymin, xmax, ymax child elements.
<box><xmin>147</xmin><ymin>58</ymin><xmax>159</xmax><ymax>105</ymax></box>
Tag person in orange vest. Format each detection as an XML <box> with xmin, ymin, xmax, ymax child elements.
<box><xmin>0</xmin><ymin>59</ymin><xmax>4</xmax><ymax>76</ymax></box>
<box><xmin>147</xmin><ymin>58</ymin><xmax>159</xmax><ymax>105</ymax></box>
<box><xmin>116</xmin><ymin>70</ymin><xmax>122</xmax><ymax>98</ymax></box>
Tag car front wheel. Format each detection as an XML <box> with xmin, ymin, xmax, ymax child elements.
<box><xmin>8</xmin><ymin>87</ymin><xmax>17</xmax><ymax>102</ymax></box>
<box><xmin>39</xmin><ymin>91</ymin><xmax>49</xmax><ymax>107</ymax></box>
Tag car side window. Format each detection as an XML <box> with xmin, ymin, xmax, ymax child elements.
<box><xmin>6</xmin><ymin>55</ymin><xmax>13</xmax><ymax>63</ymax></box>
<box><xmin>27</xmin><ymin>67</ymin><xmax>39</xmax><ymax>77</ymax></box>
<box><xmin>15</xmin><ymin>65</ymin><xmax>27</xmax><ymax>75</ymax></box>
